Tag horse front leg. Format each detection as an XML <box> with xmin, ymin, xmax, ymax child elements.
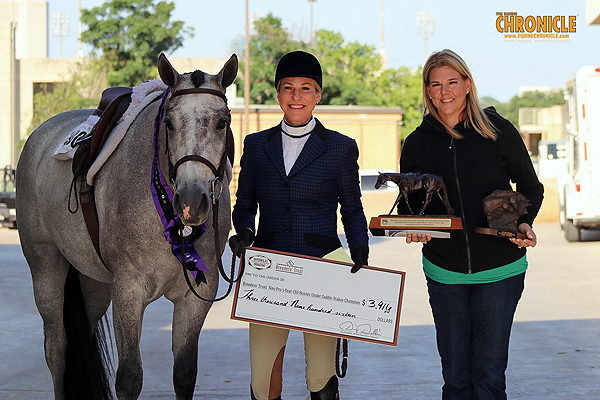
<box><xmin>112</xmin><ymin>280</ymin><xmax>147</xmax><ymax>400</ymax></box>
<box><xmin>402</xmin><ymin>190</ymin><xmax>415</xmax><ymax>215</ymax></box>
<box><xmin>419</xmin><ymin>192</ymin><xmax>433</xmax><ymax>215</ymax></box>
<box><xmin>388</xmin><ymin>193</ymin><xmax>403</xmax><ymax>215</ymax></box>
<box><xmin>171</xmin><ymin>294</ymin><xmax>214</xmax><ymax>400</ymax></box>
<box><xmin>172</xmin><ymin>300</ymin><xmax>204</xmax><ymax>399</ymax></box>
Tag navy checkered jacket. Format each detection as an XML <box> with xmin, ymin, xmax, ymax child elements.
<box><xmin>232</xmin><ymin>119</ymin><xmax>368</xmax><ymax>258</ymax></box>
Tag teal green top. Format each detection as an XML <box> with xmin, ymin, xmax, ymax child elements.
<box><xmin>423</xmin><ymin>255</ymin><xmax>528</xmax><ymax>284</ymax></box>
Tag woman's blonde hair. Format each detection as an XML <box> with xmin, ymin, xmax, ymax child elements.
<box><xmin>422</xmin><ymin>49</ymin><xmax>497</xmax><ymax>140</ymax></box>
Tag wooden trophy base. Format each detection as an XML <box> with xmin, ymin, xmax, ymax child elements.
<box><xmin>474</xmin><ymin>227</ymin><xmax>527</xmax><ymax>240</ymax></box>
<box><xmin>369</xmin><ymin>215</ymin><xmax>463</xmax><ymax>239</ymax></box>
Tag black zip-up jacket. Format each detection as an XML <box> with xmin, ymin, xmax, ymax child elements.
<box><xmin>400</xmin><ymin>107</ymin><xmax>544</xmax><ymax>274</ymax></box>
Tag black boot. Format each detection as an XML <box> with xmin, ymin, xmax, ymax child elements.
<box><xmin>310</xmin><ymin>376</ymin><xmax>339</xmax><ymax>400</ymax></box>
<box><xmin>251</xmin><ymin>385</ymin><xmax>281</xmax><ymax>400</ymax></box>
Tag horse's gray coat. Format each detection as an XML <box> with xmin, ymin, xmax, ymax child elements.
<box><xmin>16</xmin><ymin>53</ymin><xmax>238</xmax><ymax>400</ymax></box>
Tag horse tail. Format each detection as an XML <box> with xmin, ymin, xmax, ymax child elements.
<box><xmin>63</xmin><ymin>265</ymin><xmax>114</xmax><ymax>400</ymax></box>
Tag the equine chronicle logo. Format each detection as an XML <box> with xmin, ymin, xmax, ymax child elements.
<box><xmin>496</xmin><ymin>12</ymin><xmax>577</xmax><ymax>43</ymax></box>
<box><xmin>248</xmin><ymin>254</ymin><xmax>272</xmax><ymax>270</ymax></box>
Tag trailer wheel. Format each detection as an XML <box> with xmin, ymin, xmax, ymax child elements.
<box><xmin>564</xmin><ymin>218</ymin><xmax>581</xmax><ymax>242</ymax></box>
<box><xmin>559</xmin><ymin>196</ymin><xmax>566</xmax><ymax>230</ymax></box>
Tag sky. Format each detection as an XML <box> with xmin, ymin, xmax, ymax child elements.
<box><xmin>46</xmin><ymin>0</ymin><xmax>600</xmax><ymax>103</ymax></box>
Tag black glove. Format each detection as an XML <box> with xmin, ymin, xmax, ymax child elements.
<box><xmin>229</xmin><ymin>229</ymin><xmax>255</xmax><ymax>258</ymax></box>
<box><xmin>350</xmin><ymin>246</ymin><xmax>369</xmax><ymax>274</ymax></box>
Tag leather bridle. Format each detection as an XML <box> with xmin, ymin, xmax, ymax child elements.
<box><xmin>164</xmin><ymin>87</ymin><xmax>242</xmax><ymax>302</ymax></box>
<box><xmin>167</xmin><ymin>88</ymin><xmax>230</xmax><ymax>203</ymax></box>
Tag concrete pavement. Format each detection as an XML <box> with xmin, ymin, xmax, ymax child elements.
<box><xmin>1</xmin><ymin>223</ymin><xmax>599</xmax><ymax>399</ymax></box>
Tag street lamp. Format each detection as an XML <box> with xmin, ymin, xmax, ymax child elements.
<box><xmin>416</xmin><ymin>11</ymin><xmax>434</xmax><ymax>64</ymax></box>
<box><xmin>52</xmin><ymin>13</ymin><xmax>70</xmax><ymax>58</ymax></box>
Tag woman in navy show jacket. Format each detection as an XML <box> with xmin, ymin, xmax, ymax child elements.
<box><xmin>229</xmin><ymin>51</ymin><xmax>369</xmax><ymax>400</ymax></box>
<box><xmin>402</xmin><ymin>49</ymin><xmax>544</xmax><ymax>400</ymax></box>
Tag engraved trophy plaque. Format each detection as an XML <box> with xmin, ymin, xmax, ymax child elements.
<box><xmin>369</xmin><ymin>172</ymin><xmax>463</xmax><ymax>238</ymax></box>
<box><xmin>474</xmin><ymin>190</ymin><xmax>529</xmax><ymax>240</ymax></box>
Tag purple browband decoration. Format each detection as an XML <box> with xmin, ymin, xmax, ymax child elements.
<box><xmin>151</xmin><ymin>88</ymin><xmax>208</xmax><ymax>284</ymax></box>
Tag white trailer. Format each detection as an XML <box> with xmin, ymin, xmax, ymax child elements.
<box><xmin>559</xmin><ymin>66</ymin><xmax>600</xmax><ymax>241</ymax></box>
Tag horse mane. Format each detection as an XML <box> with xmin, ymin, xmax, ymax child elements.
<box><xmin>191</xmin><ymin>70</ymin><xmax>205</xmax><ymax>87</ymax></box>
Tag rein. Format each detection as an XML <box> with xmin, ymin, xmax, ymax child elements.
<box><xmin>153</xmin><ymin>86</ymin><xmax>243</xmax><ymax>302</ymax></box>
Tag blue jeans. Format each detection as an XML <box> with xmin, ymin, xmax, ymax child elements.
<box><xmin>426</xmin><ymin>272</ymin><xmax>525</xmax><ymax>400</ymax></box>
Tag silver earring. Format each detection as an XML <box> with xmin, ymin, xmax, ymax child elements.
<box><xmin>466</xmin><ymin>90</ymin><xmax>469</xmax><ymax>94</ymax></box>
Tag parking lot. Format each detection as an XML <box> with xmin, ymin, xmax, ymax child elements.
<box><xmin>1</xmin><ymin>223</ymin><xmax>599</xmax><ymax>399</ymax></box>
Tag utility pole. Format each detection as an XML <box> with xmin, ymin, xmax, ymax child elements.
<box><xmin>10</xmin><ymin>22</ymin><xmax>17</xmax><ymax>169</ymax></box>
<box><xmin>78</xmin><ymin>0</ymin><xmax>83</xmax><ymax>58</ymax></box>
<box><xmin>308</xmin><ymin>0</ymin><xmax>316</xmax><ymax>46</ymax></box>
<box><xmin>416</xmin><ymin>11</ymin><xmax>434</xmax><ymax>64</ymax></box>
<box><xmin>52</xmin><ymin>13</ymin><xmax>70</xmax><ymax>58</ymax></box>
<box><xmin>244</xmin><ymin>0</ymin><xmax>250</xmax><ymax>140</ymax></box>
<box><xmin>380</xmin><ymin>0</ymin><xmax>386</xmax><ymax>69</ymax></box>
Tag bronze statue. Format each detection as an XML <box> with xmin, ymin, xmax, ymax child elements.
<box><xmin>482</xmin><ymin>190</ymin><xmax>530</xmax><ymax>234</ymax></box>
<box><xmin>375</xmin><ymin>172</ymin><xmax>454</xmax><ymax>216</ymax></box>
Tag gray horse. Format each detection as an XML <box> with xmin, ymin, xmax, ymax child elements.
<box><xmin>15</xmin><ymin>53</ymin><xmax>237</xmax><ymax>400</ymax></box>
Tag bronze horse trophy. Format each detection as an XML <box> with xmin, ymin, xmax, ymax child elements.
<box><xmin>374</xmin><ymin>172</ymin><xmax>454</xmax><ymax>216</ymax></box>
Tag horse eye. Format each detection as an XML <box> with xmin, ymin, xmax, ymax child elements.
<box><xmin>164</xmin><ymin>119</ymin><xmax>174</xmax><ymax>131</ymax></box>
<box><xmin>217</xmin><ymin>119</ymin><xmax>227</xmax><ymax>130</ymax></box>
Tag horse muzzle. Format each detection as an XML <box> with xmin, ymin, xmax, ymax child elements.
<box><xmin>172</xmin><ymin>184</ymin><xmax>211</xmax><ymax>225</ymax></box>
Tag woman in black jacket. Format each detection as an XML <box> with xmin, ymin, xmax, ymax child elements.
<box><xmin>229</xmin><ymin>51</ymin><xmax>369</xmax><ymax>400</ymax></box>
<box><xmin>401</xmin><ymin>49</ymin><xmax>544</xmax><ymax>399</ymax></box>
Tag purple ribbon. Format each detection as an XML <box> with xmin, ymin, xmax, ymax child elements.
<box><xmin>151</xmin><ymin>88</ymin><xmax>208</xmax><ymax>284</ymax></box>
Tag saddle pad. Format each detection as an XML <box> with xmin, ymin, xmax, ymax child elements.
<box><xmin>53</xmin><ymin>115</ymin><xmax>100</xmax><ymax>160</ymax></box>
<box><xmin>86</xmin><ymin>80</ymin><xmax>167</xmax><ymax>185</ymax></box>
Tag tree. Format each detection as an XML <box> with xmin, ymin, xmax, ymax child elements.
<box><xmin>373</xmin><ymin>66</ymin><xmax>423</xmax><ymax>139</ymax></box>
<box><xmin>313</xmin><ymin>30</ymin><xmax>383</xmax><ymax>105</ymax></box>
<box><xmin>480</xmin><ymin>96</ymin><xmax>501</xmax><ymax>108</ymax></box>
<box><xmin>28</xmin><ymin>57</ymin><xmax>109</xmax><ymax>134</ymax></box>
<box><xmin>26</xmin><ymin>0</ymin><xmax>192</xmax><ymax>140</ymax></box>
<box><xmin>238</xmin><ymin>14</ymin><xmax>422</xmax><ymax>139</ymax></box>
<box><xmin>237</xmin><ymin>13</ymin><xmax>302</xmax><ymax>105</ymax></box>
<box><xmin>495</xmin><ymin>90</ymin><xmax>566</xmax><ymax>129</ymax></box>
<box><xmin>81</xmin><ymin>0</ymin><xmax>193</xmax><ymax>86</ymax></box>
<box><xmin>239</xmin><ymin>15</ymin><xmax>386</xmax><ymax>107</ymax></box>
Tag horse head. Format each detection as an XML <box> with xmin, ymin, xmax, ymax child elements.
<box><xmin>158</xmin><ymin>53</ymin><xmax>238</xmax><ymax>225</ymax></box>
<box><xmin>374</xmin><ymin>172</ymin><xmax>388</xmax><ymax>189</ymax></box>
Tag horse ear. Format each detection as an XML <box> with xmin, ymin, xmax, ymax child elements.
<box><xmin>158</xmin><ymin>52</ymin><xmax>181</xmax><ymax>87</ymax></box>
<box><xmin>218</xmin><ymin>54</ymin><xmax>238</xmax><ymax>89</ymax></box>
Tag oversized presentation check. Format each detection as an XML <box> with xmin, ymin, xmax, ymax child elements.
<box><xmin>231</xmin><ymin>247</ymin><xmax>405</xmax><ymax>346</ymax></box>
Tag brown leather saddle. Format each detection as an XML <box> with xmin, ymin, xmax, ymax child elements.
<box><xmin>72</xmin><ymin>86</ymin><xmax>133</xmax><ymax>177</ymax></box>
<box><xmin>70</xmin><ymin>86</ymin><xmax>133</xmax><ymax>264</ymax></box>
